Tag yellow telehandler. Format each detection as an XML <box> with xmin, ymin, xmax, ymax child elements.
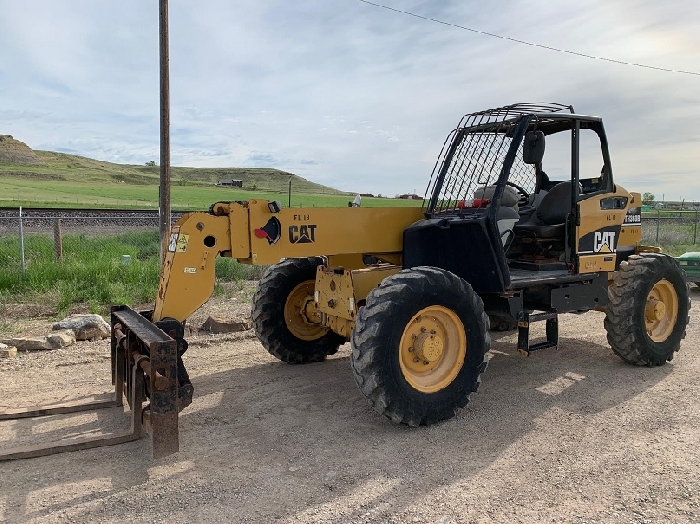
<box><xmin>0</xmin><ymin>103</ymin><xmax>690</xmax><ymax>459</ymax></box>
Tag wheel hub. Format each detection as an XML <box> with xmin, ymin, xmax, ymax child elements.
<box><xmin>413</xmin><ymin>332</ymin><xmax>444</xmax><ymax>363</ymax></box>
<box><xmin>645</xmin><ymin>299</ymin><xmax>666</xmax><ymax>322</ymax></box>
<box><xmin>399</xmin><ymin>307</ymin><xmax>467</xmax><ymax>393</ymax></box>
<box><xmin>644</xmin><ymin>279</ymin><xmax>679</xmax><ymax>342</ymax></box>
<box><xmin>284</xmin><ymin>281</ymin><xmax>328</xmax><ymax>341</ymax></box>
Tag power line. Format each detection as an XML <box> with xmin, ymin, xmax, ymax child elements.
<box><xmin>356</xmin><ymin>0</ymin><xmax>700</xmax><ymax>77</ymax></box>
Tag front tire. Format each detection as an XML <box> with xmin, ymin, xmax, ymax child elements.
<box><xmin>351</xmin><ymin>266</ymin><xmax>489</xmax><ymax>426</ymax></box>
<box><xmin>252</xmin><ymin>257</ymin><xmax>345</xmax><ymax>363</ymax></box>
<box><xmin>605</xmin><ymin>253</ymin><xmax>690</xmax><ymax>366</ymax></box>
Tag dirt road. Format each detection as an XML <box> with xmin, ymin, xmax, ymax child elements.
<box><xmin>1</xmin><ymin>288</ymin><xmax>699</xmax><ymax>523</ymax></box>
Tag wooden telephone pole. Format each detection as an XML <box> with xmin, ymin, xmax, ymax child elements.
<box><xmin>158</xmin><ymin>0</ymin><xmax>171</xmax><ymax>264</ymax></box>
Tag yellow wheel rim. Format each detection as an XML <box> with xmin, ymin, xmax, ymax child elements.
<box><xmin>284</xmin><ymin>281</ymin><xmax>328</xmax><ymax>341</ymax></box>
<box><xmin>645</xmin><ymin>279</ymin><xmax>679</xmax><ymax>342</ymax></box>
<box><xmin>399</xmin><ymin>305</ymin><xmax>467</xmax><ymax>393</ymax></box>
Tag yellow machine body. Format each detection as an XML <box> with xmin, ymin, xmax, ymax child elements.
<box><xmin>153</xmin><ymin>200</ymin><xmax>423</xmax><ymax>323</ymax></box>
<box><xmin>576</xmin><ymin>188</ymin><xmax>642</xmax><ymax>273</ymax></box>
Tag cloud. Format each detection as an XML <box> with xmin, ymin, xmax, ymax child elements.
<box><xmin>248</xmin><ymin>153</ymin><xmax>278</xmax><ymax>167</ymax></box>
<box><xmin>0</xmin><ymin>0</ymin><xmax>698</xmax><ymax>199</ymax></box>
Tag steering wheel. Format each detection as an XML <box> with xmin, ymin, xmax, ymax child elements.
<box><xmin>506</xmin><ymin>181</ymin><xmax>530</xmax><ymax>206</ymax></box>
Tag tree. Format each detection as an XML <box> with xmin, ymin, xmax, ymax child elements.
<box><xmin>145</xmin><ymin>160</ymin><xmax>156</xmax><ymax>167</ymax></box>
<box><xmin>642</xmin><ymin>192</ymin><xmax>655</xmax><ymax>206</ymax></box>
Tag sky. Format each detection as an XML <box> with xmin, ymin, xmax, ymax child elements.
<box><xmin>0</xmin><ymin>0</ymin><xmax>698</xmax><ymax>200</ymax></box>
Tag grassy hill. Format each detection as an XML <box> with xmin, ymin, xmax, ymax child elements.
<box><xmin>19</xmin><ymin>150</ymin><xmax>345</xmax><ymax>194</ymax></box>
<box><xmin>0</xmin><ymin>136</ymin><xmax>384</xmax><ymax>209</ymax></box>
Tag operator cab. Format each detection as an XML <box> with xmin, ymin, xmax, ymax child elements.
<box><xmin>506</xmin><ymin>115</ymin><xmax>614</xmax><ymax>275</ymax></box>
<box><xmin>404</xmin><ymin>103</ymin><xmax>615</xmax><ymax>294</ymax></box>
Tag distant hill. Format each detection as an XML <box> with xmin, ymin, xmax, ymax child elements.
<box><xmin>0</xmin><ymin>137</ymin><xmax>345</xmax><ymax>195</ymax></box>
<box><xmin>0</xmin><ymin>135</ymin><xmax>44</xmax><ymax>166</ymax></box>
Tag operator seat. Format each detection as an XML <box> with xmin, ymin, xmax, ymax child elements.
<box><xmin>513</xmin><ymin>181</ymin><xmax>573</xmax><ymax>238</ymax></box>
<box><xmin>473</xmin><ymin>185</ymin><xmax>520</xmax><ymax>247</ymax></box>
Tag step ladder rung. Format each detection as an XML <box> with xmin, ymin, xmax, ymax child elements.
<box><xmin>517</xmin><ymin>310</ymin><xmax>558</xmax><ymax>356</ymax></box>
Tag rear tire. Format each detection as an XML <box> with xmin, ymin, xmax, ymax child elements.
<box><xmin>252</xmin><ymin>257</ymin><xmax>345</xmax><ymax>363</ymax></box>
<box><xmin>605</xmin><ymin>253</ymin><xmax>690</xmax><ymax>366</ymax></box>
<box><xmin>351</xmin><ymin>266</ymin><xmax>489</xmax><ymax>426</ymax></box>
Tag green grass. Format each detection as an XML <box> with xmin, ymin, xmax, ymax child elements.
<box><xmin>0</xmin><ymin>231</ymin><xmax>259</xmax><ymax>317</ymax></box>
<box><xmin>0</xmin><ymin>149</ymin><xmax>425</xmax><ymax>209</ymax></box>
<box><xmin>0</xmin><ymin>177</ymin><xmax>422</xmax><ymax>210</ymax></box>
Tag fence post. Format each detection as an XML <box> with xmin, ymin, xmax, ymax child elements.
<box><xmin>54</xmin><ymin>219</ymin><xmax>63</xmax><ymax>263</ymax></box>
<box><xmin>19</xmin><ymin>207</ymin><xmax>25</xmax><ymax>275</ymax></box>
<box><xmin>655</xmin><ymin>209</ymin><xmax>660</xmax><ymax>244</ymax></box>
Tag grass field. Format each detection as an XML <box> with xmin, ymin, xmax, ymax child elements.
<box><xmin>0</xmin><ymin>231</ymin><xmax>260</xmax><ymax>318</ymax></box>
<box><xmin>0</xmin><ymin>177</ymin><xmax>422</xmax><ymax>209</ymax></box>
<box><xmin>0</xmin><ymin>149</ymin><xmax>424</xmax><ymax>209</ymax></box>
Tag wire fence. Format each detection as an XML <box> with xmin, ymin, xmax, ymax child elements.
<box><xmin>0</xmin><ymin>211</ymin><xmax>163</xmax><ymax>273</ymax></box>
<box><xmin>641</xmin><ymin>209</ymin><xmax>700</xmax><ymax>247</ymax></box>
<box><xmin>0</xmin><ymin>208</ymin><xmax>698</xmax><ymax>273</ymax></box>
<box><xmin>0</xmin><ymin>209</ymin><xmax>265</xmax><ymax>286</ymax></box>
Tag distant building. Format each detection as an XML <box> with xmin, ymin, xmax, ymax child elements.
<box><xmin>218</xmin><ymin>179</ymin><xmax>243</xmax><ymax>188</ymax></box>
<box><xmin>399</xmin><ymin>193</ymin><xmax>422</xmax><ymax>200</ymax></box>
<box><xmin>359</xmin><ymin>193</ymin><xmax>375</xmax><ymax>198</ymax></box>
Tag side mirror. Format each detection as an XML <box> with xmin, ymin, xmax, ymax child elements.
<box><xmin>523</xmin><ymin>130</ymin><xmax>545</xmax><ymax>164</ymax></box>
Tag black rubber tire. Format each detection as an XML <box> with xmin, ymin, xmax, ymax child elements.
<box><xmin>350</xmin><ymin>266</ymin><xmax>490</xmax><ymax>426</ymax></box>
<box><xmin>605</xmin><ymin>253</ymin><xmax>690</xmax><ymax>366</ymax></box>
<box><xmin>252</xmin><ymin>257</ymin><xmax>345</xmax><ymax>363</ymax></box>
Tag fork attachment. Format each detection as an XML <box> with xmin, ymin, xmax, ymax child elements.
<box><xmin>0</xmin><ymin>305</ymin><xmax>179</xmax><ymax>461</ymax></box>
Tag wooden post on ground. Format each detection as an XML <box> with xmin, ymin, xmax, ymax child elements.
<box><xmin>54</xmin><ymin>219</ymin><xmax>63</xmax><ymax>263</ymax></box>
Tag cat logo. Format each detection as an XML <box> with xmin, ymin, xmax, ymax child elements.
<box><xmin>289</xmin><ymin>224</ymin><xmax>317</xmax><ymax>244</ymax></box>
<box><xmin>594</xmin><ymin>231</ymin><xmax>616</xmax><ymax>253</ymax></box>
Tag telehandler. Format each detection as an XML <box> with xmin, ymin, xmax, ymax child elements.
<box><xmin>0</xmin><ymin>103</ymin><xmax>690</xmax><ymax>460</ymax></box>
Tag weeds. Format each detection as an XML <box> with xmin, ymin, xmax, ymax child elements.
<box><xmin>0</xmin><ymin>231</ymin><xmax>259</xmax><ymax>316</ymax></box>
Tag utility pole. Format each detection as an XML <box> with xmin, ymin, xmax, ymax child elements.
<box><xmin>158</xmin><ymin>0</ymin><xmax>171</xmax><ymax>265</ymax></box>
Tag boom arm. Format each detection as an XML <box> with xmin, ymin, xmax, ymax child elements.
<box><xmin>152</xmin><ymin>200</ymin><xmax>424</xmax><ymax>322</ymax></box>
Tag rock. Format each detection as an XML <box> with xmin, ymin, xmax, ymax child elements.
<box><xmin>46</xmin><ymin>329</ymin><xmax>76</xmax><ymax>349</ymax></box>
<box><xmin>53</xmin><ymin>314</ymin><xmax>110</xmax><ymax>340</ymax></box>
<box><xmin>0</xmin><ymin>343</ymin><xmax>17</xmax><ymax>358</ymax></box>
<box><xmin>0</xmin><ymin>330</ymin><xmax>75</xmax><ymax>351</ymax></box>
<box><xmin>200</xmin><ymin>315</ymin><xmax>252</xmax><ymax>334</ymax></box>
<box><xmin>1</xmin><ymin>336</ymin><xmax>48</xmax><ymax>351</ymax></box>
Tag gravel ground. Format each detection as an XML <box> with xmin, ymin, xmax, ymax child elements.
<box><xmin>0</xmin><ymin>285</ymin><xmax>699</xmax><ymax>523</ymax></box>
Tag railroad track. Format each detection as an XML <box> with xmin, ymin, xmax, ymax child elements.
<box><xmin>0</xmin><ymin>208</ymin><xmax>188</xmax><ymax>231</ymax></box>
<box><xmin>0</xmin><ymin>207</ymin><xmax>188</xmax><ymax>218</ymax></box>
